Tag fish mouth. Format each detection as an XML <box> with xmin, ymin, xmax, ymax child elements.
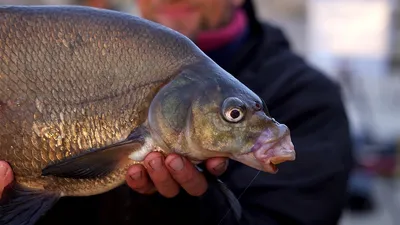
<box><xmin>251</xmin><ymin>133</ymin><xmax>295</xmax><ymax>173</ymax></box>
<box><xmin>231</xmin><ymin>124</ymin><xmax>296</xmax><ymax>173</ymax></box>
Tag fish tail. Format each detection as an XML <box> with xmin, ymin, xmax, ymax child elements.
<box><xmin>0</xmin><ymin>184</ymin><xmax>60</xmax><ymax>225</ymax></box>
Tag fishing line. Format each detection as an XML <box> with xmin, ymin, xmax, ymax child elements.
<box><xmin>217</xmin><ymin>170</ymin><xmax>261</xmax><ymax>225</ymax></box>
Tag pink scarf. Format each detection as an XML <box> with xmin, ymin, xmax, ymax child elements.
<box><xmin>196</xmin><ymin>9</ymin><xmax>248</xmax><ymax>52</ymax></box>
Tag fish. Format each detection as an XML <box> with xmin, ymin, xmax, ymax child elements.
<box><xmin>0</xmin><ymin>5</ymin><xmax>296</xmax><ymax>225</ymax></box>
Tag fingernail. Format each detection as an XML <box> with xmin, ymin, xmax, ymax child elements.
<box><xmin>149</xmin><ymin>157</ymin><xmax>163</xmax><ymax>171</ymax></box>
<box><xmin>0</xmin><ymin>163</ymin><xmax>8</xmax><ymax>177</ymax></box>
<box><xmin>130</xmin><ymin>171</ymin><xmax>142</xmax><ymax>180</ymax></box>
<box><xmin>169</xmin><ymin>156</ymin><xmax>184</xmax><ymax>171</ymax></box>
<box><xmin>213</xmin><ymin>161</ymin><xmax>227</xmax><ymax>173</ymax></box>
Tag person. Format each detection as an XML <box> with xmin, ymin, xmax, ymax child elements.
<box><xmin>0</xmin><ymin>0</ymin><xmax>354</xmax><ymax>224</ymax></box>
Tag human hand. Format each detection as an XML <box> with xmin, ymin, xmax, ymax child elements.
<box><xmin>0</xmin><ymin>161</ymin><xmax>13</xmax><ymax>199</ymax></box>
<box><xmin>125</xmin><ymin>152</ymin><xmax>228</xmax><ymax>198</ymax></box>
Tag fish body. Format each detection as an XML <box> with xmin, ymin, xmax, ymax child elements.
<box><xmin>0</xmin><ymin>5</ymin><xmax>200</xmax><ymax>196</ymax></box>
<box><xmin>0</xmin><ymin>5</ymin><xmax>295</xmax><ymax>225</ymax></box>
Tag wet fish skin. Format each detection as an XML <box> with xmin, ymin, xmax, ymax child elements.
<box><xmin>146</xmin><ymin>61</ymin><xmax>288</xmax><ymax>163</ymax></box>
<box><xmin>0</xmin><ymin>5</ymin><xmax>202</xmax><ymax>196</ymax></box>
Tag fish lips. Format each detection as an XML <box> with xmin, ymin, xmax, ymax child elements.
<box><xmin>252</xmin><ymin>133</ymin><xmax>295</xmax><ymax>173</ymax></box>
<box><xmin>231</xmin><ymin>127</ymin><xmax>296</xmax><ymax>174</ymax></box>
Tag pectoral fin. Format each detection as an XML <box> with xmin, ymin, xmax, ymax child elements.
<box><xmin>42</xmin><ymin>139</ymin><xmax>144</xmax><ymax>179</ymax></box>
<box><xmin>215</xmin><ymin>179</ymin><xmax>242</xmax><ymax>221</ymax></box>
<box><xmin>196</xmin><ymin>165</ymin><xmax>242</xmax><ymax>221</ymax></box>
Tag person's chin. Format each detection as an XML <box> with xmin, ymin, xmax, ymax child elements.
<box><xmin>162</xmin><ymin>22</ymin><xmax>198</xmax><ymax>38</ymax></box>
<box><xmin>178</xmin><ymin>29</ymin><xmax>198</xmax><ymax>40</ymax></box>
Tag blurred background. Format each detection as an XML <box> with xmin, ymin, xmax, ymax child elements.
<box><xmin>1</xmin><ymin>0</ymin><xmax>400</xmax><ymax>224</ymax></box>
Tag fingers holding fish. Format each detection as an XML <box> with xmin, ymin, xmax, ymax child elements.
<box><xmin>126</xmin><ymin>165</ymin><xmax>157</xmax><ymax>195</ymax></box>
<box><xmin>165</xmin><ymin>154</ymin><xmax>208</xmax><ymax>197</ymax></box>
<box><xmin>0</xmin><ymin>161</ymin><xmax>13</xmax><ymax>199</ymax></box>
<box><xmin>204</xmin><ymin>158</ymin><xmax>229</xmax><ymax>176</ymax></box>
<box><xmin>143</xmin><ymin>152</ymin><xmax>181</xmax><ymax>198</ymax></box>
<box><xmin>126</xmin><ymin>152</ymin><xmax>211</xmax><ymax>198</ymax></box>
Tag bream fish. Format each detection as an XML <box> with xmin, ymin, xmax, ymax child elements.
<box><xmin>0</xmin><ymin>5</ymin><xmax>295</xmax><ymax>225</ymax></box>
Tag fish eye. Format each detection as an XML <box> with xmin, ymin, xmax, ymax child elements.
<box><xmin>224</xmin><ymin>107</ymin><xmax>244</xmax><ymax>122</ymax></box>
<box><xmin>221</xmin><ymin>97</ymin><xmax>246</xmax><ymax>123</ymax></box>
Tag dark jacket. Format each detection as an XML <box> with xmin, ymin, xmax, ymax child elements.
<box><xmin>36</xmin><ymin>1</ymin><xmax>353</xmax><ymax>225</ymax></box>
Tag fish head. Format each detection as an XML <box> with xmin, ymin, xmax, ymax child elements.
<box><xmin>148</xmin><ymin>62</ymin><xmax>295</xmax><ymax>173</ymax></box>
<box><xmin>188</xmin><ymin>78</ymin><xmax>295</xmax><ymax>173</ymax></box>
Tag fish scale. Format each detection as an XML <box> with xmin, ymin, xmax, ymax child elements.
<box><xmin>0</xmin><ymin>6</ymin><xmax>198</xmax><ymax>194</ymax></box>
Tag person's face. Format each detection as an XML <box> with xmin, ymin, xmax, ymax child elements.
<box><xmin>136</xmin><ymin>0</ymin><xmax>245</xmax><ymax>39</ymax></box>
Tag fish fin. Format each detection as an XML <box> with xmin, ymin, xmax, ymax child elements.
<box><xmin>196</xmin><ymin>165</ymin><xmax>242</xmax><ymax>221</ymax></box>
<box><xmin>216</xmin><ymin>179</ymin><xmax>242</xmax><ymax>221</ymax></box>
<box><xmin>41</xmin><ymin>138</ymin><xmax>145</xmax><ymax>179</ymax></box>
<box><xmin>0</xmin><ymin>184</ymin><xmax>60</xmax><ymax>225</ymax></box>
